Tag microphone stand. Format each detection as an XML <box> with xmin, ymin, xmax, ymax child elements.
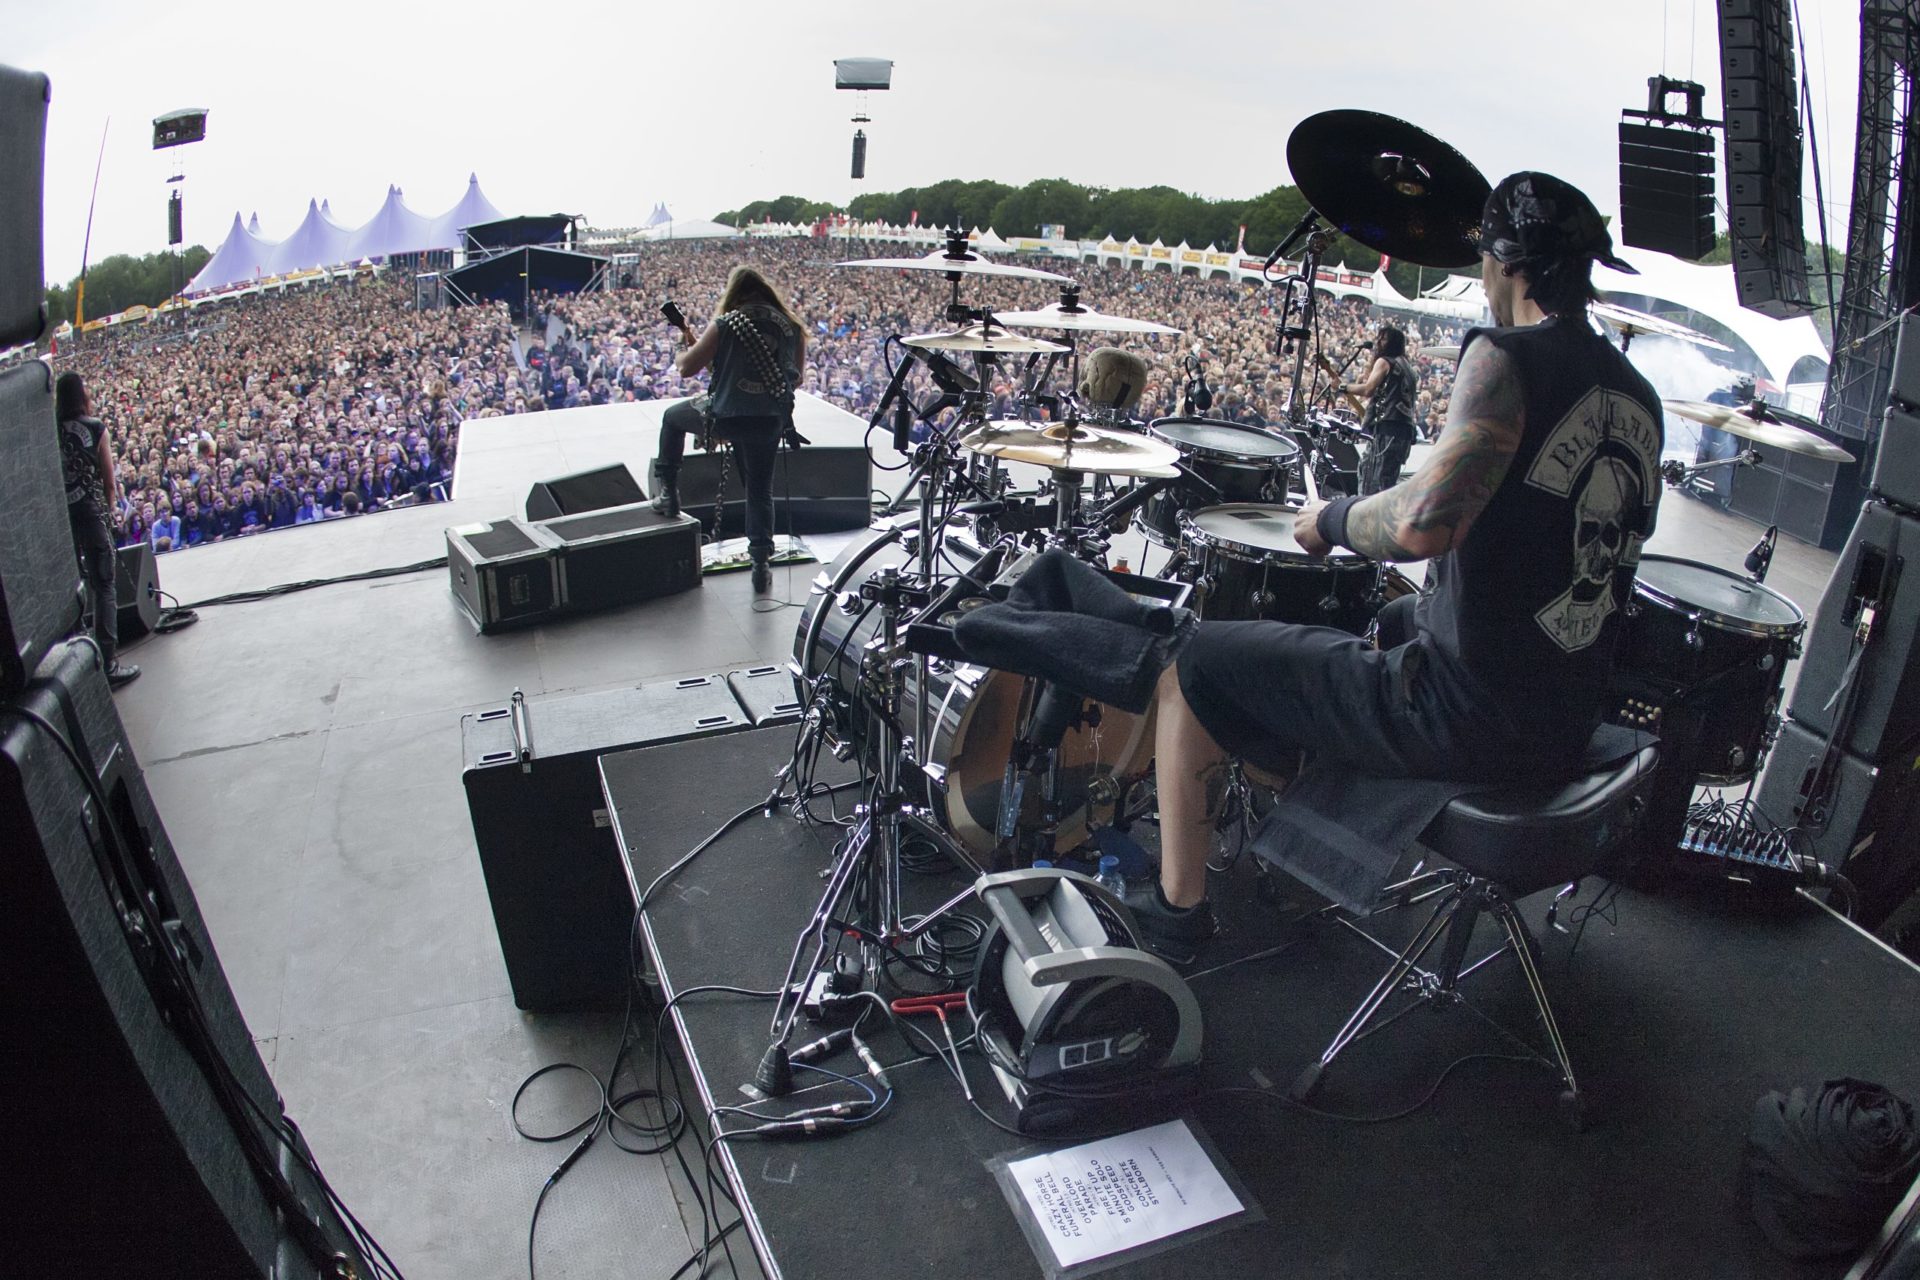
<box><xmin>1278</xmin><ymin>223</ymin><xmax>1330</xmax><ymax>431</ymax></box>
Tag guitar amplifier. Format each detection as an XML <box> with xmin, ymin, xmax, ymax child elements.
<box><xmin>461</xmin><ymin>675</ymin><xmax>751</xmax><ymax>1009</ymax></box>
<box><xmin>538</xmin><ymin>502</ymin><xmax>702</xmax><ymax>614</ymax></box>
<box><xmin>446</xmin><ymin>518</ymin><xmax>562</xmax><ymax>633</ymax></box>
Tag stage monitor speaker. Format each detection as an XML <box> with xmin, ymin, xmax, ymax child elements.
<box><xmin>678</xmin><ymin>445</ymin><xmax>872</xmax><ymax>535</ymax></box>
<box><xmin>1889</xmin><ymin>313</ymin><xmax>1920</xmax><ymax>412</ymax></box>
<box><xmin>1755</xmin><ymin>718</ymin><xmax>1920</xmax><ymax>930</ymax></box>
<box><xmin>1716</xmin><ymin>0</ymin><xmax>1815</xmax><ymax>318</ymax></box>
<box><xmin>446</xmin><ymin>518</ymin><xmax>562</xmax><ymax>633</ymax></box>
<box><xmin>1786</xmin><ymin>501</ymin><xmax>1920</xmax><ymax>759</ymax></box>
<box><xmin>0</xmin><ymin>66</ymin><xmax>49</xmax><ymax>348</ymax></box>
<box><xmin>540</xmin><ymin>502</ymin><xmax>701</xmax><ymax>614</ymax></box>
<box><xmin>1618</xmin><ymin>120</ymin><xmax>1717</xmax><ymax>260</ymax></box>
<box><xmin>1873</xmin><ymin>405</ymin><xmax>1920</xmax><ymax>516</ymax></box>
<box><xmin>116</xmin><ymin>540</ymin><xmax>162</xmax><ymax>640</ymax></box>
<box><xmin>525</xmin><ymin>462</ymin><xmax>646</xmax><ymax>522</ymax></box>
<box><xmin>0</xmin><ymin>361</ymin><xmax>83</xmax><ymax>698</ymax></box>
<box><xmin>461</xmin><ymin>676</ymin><xmax>750</xmax><ymax>1009</ymax></box>
<box><xmin>1</xmin><ymin>645</ymin><xmax>368</xmax><ymax>1276</ymax></box>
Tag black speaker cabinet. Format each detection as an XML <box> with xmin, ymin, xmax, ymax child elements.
<box><xmin>0</xmin><ymin>361</ymin><xmax>83</xmax><ymax>697</ymax></box>
<box><xmin>117</xmin><ymin>540</ymin><xmax>162</xmax><ymax>640</ymax></box>
<box><xmin>0</xmin><ymin>66</ymin><xmax>49</xmax><ymax>347</ymax></box>
<box><xmin>1</xmin><ymin>645</ymin><xmax>364</xmax><ymax>1276</ymax></box>
<box><xmin>540</xmin><ymin>502</ymin><xmax>702</xmax><ymax>614</ymax></box>
<box><xmin>446</xmin><ymin>518</ymin><xmax>562</xmax><ymax>633</ymax></box>
<box><xmin>461</xmin><ymin>676</ymin><xmax>750</xmax><ymax>1009</ymax></box>
<box><xmin>525</xmin><ymin>462</ymin><xmax>646</xmax><ymax>522</ymax></box>
<box><xmin>1756</xmin><ymin>717</ymin><xmax>1920</xmax><ymax>930</ymax></box>
<box><xmin>1787</xmin><ymin>501</ymin><xmax>1920</xmax><ymax>759</ymax></box>
<box><xmin>1872</xmin><ymin>405</ymin><xmax>1920</xmax><ymax>516</ymax></box>
<box><xmin>679</xmin><ymin>445</ymin><xmax>872</xmax><ymax>535</ymax></box>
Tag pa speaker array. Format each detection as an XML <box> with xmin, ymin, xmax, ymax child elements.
<box><xmin>1716</xmin><ymin>0</ymin><xmax>1814</xmax><ymax>317</ymax></box>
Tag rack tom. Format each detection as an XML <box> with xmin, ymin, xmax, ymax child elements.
<box><xmin>1137</xmin><ymin>418</ymin><xmax>1300</xmax><ymax>546</ymax></box>
<box><xmin>1178</xmin><ymin>503</ymin><xmax>1407</xmax><ymax>635</ymax></box>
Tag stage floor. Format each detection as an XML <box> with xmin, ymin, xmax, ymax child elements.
<box><xmin>108</xmin><ymin>406</ymin><xmax>1869</xmax><ymax>1280</ymax></box>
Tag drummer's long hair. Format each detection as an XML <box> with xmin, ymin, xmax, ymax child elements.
<box><xmin>1373</xmin><ymin>325</ymin><xmax>1407</xmax><ymax>360</ymax></box>
<box><xmin>716</xmin><ymin>265</ymin><xmax>803</xmax><ymax>333</ymax></box>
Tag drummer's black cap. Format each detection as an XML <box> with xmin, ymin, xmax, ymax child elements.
<box><xmin>1479</xmin><ymin>172</ymin><xmax>1635</xmax><ymax>313</ymax></box>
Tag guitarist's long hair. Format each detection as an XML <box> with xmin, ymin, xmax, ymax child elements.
<box><xmin>1372</xmin><ymin>325</ymin><xmax>1407</xmax><ymax>360</ymax></box>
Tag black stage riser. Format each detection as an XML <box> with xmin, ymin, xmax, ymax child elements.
<box><xmin>462</xmin><ymin>676</ymin><xmax>751</xmax><ymax>1009</ymax></box>
<box><xmin>0</xmin><ymin>645</ymin><xmax>357</xmax><ymax>1277</ymax></box>
<box><xmin>525</xmin><ymin>462</ymin><xmax>646</xmax><ymax>522</ymax></box>
<box><xmin>0</xmin><ymin>361</ymin><xmax>83</xmax><ymax>697</ymax></box>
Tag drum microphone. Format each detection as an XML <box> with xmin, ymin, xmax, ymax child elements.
<box><xmin>891</xmin><ymin>393</ymin><xmax>914</xmax><ymax>452</ymax></box>
<box><xmin>1745</xmin><ymin>524</ymin><xmax>1777</xmax><ymax>583</ymax></box>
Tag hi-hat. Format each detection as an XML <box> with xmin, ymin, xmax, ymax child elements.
<box><xmin>1664</xmin><ymin>399</ymin><xmax>1855</xmax><ymax>463</ymax></box>
<box><xmin>902</xmin><ymin>324</ymin><xmax>1070</xmax><ymax>355</ymax></box>
<box><xmin>1592</xmin><ymin>302</ymin><xmax>1734</xmax><ymax>351</ymax></box>
<box><xmin>836</xmin><ymin>249</ymin><xmax>1071</xmax><ymax>282</ymax></box>
<box><xmin>1286</xmin><ymin>110</ymin><xmax>1491</xmax><ymax>269</ymax></box>
<box><xmin>993</xmin><ymin>303</ymin><xmax>1182</xmax><ymax>336</ymax></box>
<box><xmin>959</xmin><ymin>421</ymin><xmax>1182</xmax><ymax>475</ymax></box>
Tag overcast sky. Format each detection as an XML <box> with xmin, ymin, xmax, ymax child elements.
<box><xmin>17</xmin><ymin>0</ymin><xmax>1865</xmax><ymax>286</ymax></box>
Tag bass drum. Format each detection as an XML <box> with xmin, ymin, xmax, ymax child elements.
<box><xmin>1178</xmin><ymin>503</ymin><xmax>1410</xmax><ymax>635</ymax></box>
<box><xmin>1616</xmin><ymin>554</ymin><xmax>1805</xmax><ymax>784</ymax></box>
<box><xmin>794</xmin><ymin>526</ymin><xmax>1156</xmax><ymax>856</ymax></box>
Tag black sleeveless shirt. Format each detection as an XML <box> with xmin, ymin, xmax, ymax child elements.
<box><xmin>1413</xmin><ymin>316</ymin><xmax>1664</xmax><ymax>756</ymax></box>
<box><xmin>1363</xmin><ymin>356</ymin><xmax>1416</xmax><ymax>431</ymax></box>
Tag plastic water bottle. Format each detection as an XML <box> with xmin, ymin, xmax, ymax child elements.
<box><xmin>1031</xmin><ymin>859</ymin><xmax>1053</xmax><ymax>871</ymax></box>
<box><xmin>1096</xmin><ymin>854</ymin><xmax>1127</xmax><ymax>899</ymax></box>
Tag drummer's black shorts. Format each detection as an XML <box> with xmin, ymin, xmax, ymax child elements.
<box><xmin>1175</xmin><ymin>615</ymin><xmax>1522</xmax><ymax>781</ymax></box>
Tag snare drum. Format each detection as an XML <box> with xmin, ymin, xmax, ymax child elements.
<box><xmin>794</xmin><ymin>526</ymin><xmax>1155</xmax><ymax>855</ymax></box>
<box><xmin>1616</xmin><ymin>554</ymin><xmax>1806</xmax><ymax>783</ymax></box>
<box><xmin>1177</xmin><ymin>503</ymin><xmax>1400</xmax><ymax>634</ymax></box>
<box><xmin>1138</xmin><ymin>418</ymin><xmax>1301</xmax><ymax>546</ymax></box>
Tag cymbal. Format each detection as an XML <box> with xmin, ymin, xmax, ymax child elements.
<box><xmin>993</xmin><ymin>303</ymin><xmax>1182</xmax><ymax>336</ymax></box>
<box><xmin>1286</xmin><ymin>110</ymin><xmax>1491</xmax><ymax>269</ymax></box>
<box><xmin>1663</xmin><ymin>399</ymin><xmax>1855</xmax><ymax>463</ymax></box>
<box><xmin>959</xmin><ymin>421</ymin><xmax>1183</xmax><ymax>475</ymax></box>
<box><xmin>1592</xmin><ymin>302</ymin><xmax>1734</xmax><ymax>352</ymax></box>
<box><xmin>902</xmin><ymin>324</ymin><xmax>1070</xmax><ymax>355</ymax></box>
<box><xmin>836</xmin><ymin>249</ymin><xmax>1072</xmax><ymax>282</ymax></box>
<box><xmin>1421</xmin><ymin>344</ymin><xmax>1461</xmax><ymax>360</ymax></box>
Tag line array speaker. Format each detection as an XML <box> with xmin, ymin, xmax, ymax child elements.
<box><xmin>1716</xmin><ymin>0</ymin><xmax>1815</xmax><ymax>317</ymax></box>
<box><xmin>1619</xmin><ymin>118</ymin><xmax>1717</xmax><ymax>260</ymax></box>
<box><xmin>524</xmin><ymin>462</ymin><xmax>646</xmax><ymax>522</ymax></box>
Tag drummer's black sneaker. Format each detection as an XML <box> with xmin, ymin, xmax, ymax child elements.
<box><xmin>1123</xmin><ymin>882</ymin><xmax>1217</xmax><ymax>965</ymax></box>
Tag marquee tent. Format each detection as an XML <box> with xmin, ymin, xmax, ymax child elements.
<box><xmin>1595</xmin><ymin>247</ymin><xmax>1829</xmax><ymax>389</ymax></box>
<box><xmin>348</xmin><ymin>187</ymin><xmax>437</xmax><ymax>261</ymax></box>
<box><xmin>266</xmin><ymin>199</ymin><xmax>353</xmax><ymax>275</ymax></box>
<box><xmin>637</xmin><ymin>218</ymin><xmax>741</xmax><ymax>241</ymax></box>
<box><xmin>429</xmin><ymin>174</ymin><xmax>507</xmax><ymax>250</ymax></box>
<box><xmin>187</xmin><ymin>212</ymin><xmax>278</xmax><ymax>293</ymax></box>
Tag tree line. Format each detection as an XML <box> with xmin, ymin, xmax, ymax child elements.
<box><xmin>43</xmin><ymin>246</ymin><xmax>211</xmax><ymax>328</ymax></box>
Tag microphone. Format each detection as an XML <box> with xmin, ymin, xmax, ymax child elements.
<box><xmin>868</xmin><ymin>347</ymin><xmax>916</xmax><ymax>431</ymax></box>
<box><xmin>891</xmin><ymin>393</ymin><xmax>913</xmax><ymax>452</ymax></box>
<box><xmin>1264</xmin><ymin>209</ymin><xmax>1321</xmax><ymax>270</ymax></box>
<box><xmin>1184</xmin><ymin>354</ymin><xmax>1213</xmax><ymax>414</ymax></box>
<box><xmin>1745</xmin><ymin>524</ymin><xmax>1777</xmax><ymax>583</ymax></box>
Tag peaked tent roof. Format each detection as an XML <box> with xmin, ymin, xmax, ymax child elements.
<box><xmin>347</xmin><ymin>186</ymin><xmax>437</xmax><ymax>261</ymax></box>
<box><xmin>1594</xmin><ymin>246</ymin><xmax>1829</xmax><ymax>389</ymax></box>
<box><xmin>429</xmin><ymin>173</ymin><xmax>508</xmax><ymax>249</ymax></box>
<box><xmin>187</xmin><ymin>212</ymin><xmax>279</xmax><ymax>293</ymax></box>
<box><xmin>247</xmin><ymin>211</ymin><xmax>260</xmax><ymax>234</ymax></box>
<box><xmin>267</xmin><ymin>198</ymin><xmax>354</xmax><ymax>274</ymax></box>
<box><xmin>646</xmin><ymin>203</ymin><xmax>673</xmax><ymax>227</ymax></box>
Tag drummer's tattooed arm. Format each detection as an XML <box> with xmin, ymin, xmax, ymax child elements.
<box><xmin>1343</xmin><ymin>339</ymin><xmax>1525</xmax><ymax>561</ymax></box>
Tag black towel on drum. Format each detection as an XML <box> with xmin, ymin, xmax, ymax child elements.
<box><xmin>952</xmin><ymin>550</ymin><xmax>1198</xmax><ymax>714</ymax></box>
<box><xmin>1251</xmin><ymin>722</ymin><xmax>1647</xmax><ymax>912</ymax></box>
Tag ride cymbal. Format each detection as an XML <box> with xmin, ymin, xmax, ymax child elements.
<box><xmin>1286</xmin><ymin>110</ymin><xmax>1491</xmax><ymax>269</ymax></box>
<box><xmin>836</xmin><ymin>249</ymin><xmax>1071</xmax><ymax>282</ymax></box>
<box><xmin>959</xmin><ymin>421</ymin><xmax>1182</xmax><ymax>475</ymax></box>
<box><xmin>1592</xmin><ymin>302</ymin><xmax>1735</xmax><ymax>351</ymax></box>
<box><xmin>1663</xmin><ymin>399</ymin><xmax>1855</xmax><ymax>463</ymax></box>
<box><xmin>902</xmin><ymin>325</ymin><xmax>1070</xmax><ymax>355</ymax></box>
<box><xmin>993</xmin><ymin>303</ymin><xmax>1182</xmax><ymax>336</ymax></box>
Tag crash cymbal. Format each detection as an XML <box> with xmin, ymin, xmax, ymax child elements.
<box><xmin>1663</xmin><ymin>399</ymin><xmax>1855</xmax><ymax>463</ymax></box>
<box><xmin>836</xmin><ymin>249</ymin><xmax>1072</xmax><ymax>282</ymax></box>
<box><xmin>1593</xmin><ymin>302</ymin><xmax>1734</xmax><ymax>351</ymax></box>
<box><xmin>959</xmin><ymin>421</ymin><xmax>1183</xmax><ymax>475</ymax></box>
<box><xmin>1286</xmin><ymin>110</ymin><xmax>1491</xmax><ymax>269</ymax></box>
<box><xmin>993</xmin><ymin>303</ymin><xmax>1182</xmax><ymax>336</ymax></box>
<box><xmin>902</xmin><ymin>324</ymin><xmax>1070</xmax><ymax>355</ymax></box>
<box><xmin>1421</xmin><ymin>344</ymin><xmax>1461</xmax><ymax>360</ymax></box>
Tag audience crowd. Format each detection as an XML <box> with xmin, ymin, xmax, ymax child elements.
<box><xmin>63</xmin><ymin>237</ymin><xmax>1466</xmax><ymax>554</ymax></box>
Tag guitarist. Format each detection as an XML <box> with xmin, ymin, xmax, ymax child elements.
<box><xmin>1341</xmin><ymin>324</ymin><xmax>1419</xmax><ymax>495</ymax></box>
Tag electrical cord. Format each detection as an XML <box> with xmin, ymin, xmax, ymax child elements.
<box><xmin>180</xmin><ymin>556</ymin><xmax>447</xmax><ymax>608</ymax></box>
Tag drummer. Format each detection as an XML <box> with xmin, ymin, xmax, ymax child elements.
<box><xmin>1130</xmin><ymin>171</ymin><xmax>1663</xmax><ymax>961</ymax></box>
<box><xmin>1341</xmin><ymin>324</ymin><xmax>1420</xmax><ymax>494</ymax></box>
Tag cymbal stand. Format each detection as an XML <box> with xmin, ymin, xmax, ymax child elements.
<box><xmin>765</xmin><ymin>568</ymin><xmax>986</xmax><ymax>1047</ymax></box>
<box><xmin>1277</xmin><ymin>225</ymin><xmax>1334</xmax><ymax>430</ymax></box>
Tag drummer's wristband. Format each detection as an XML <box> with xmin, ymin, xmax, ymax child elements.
<box><xmin>1317</xmin><ymin>496</ymin><xmax>1359</xmax><ymax>551</ymax></box>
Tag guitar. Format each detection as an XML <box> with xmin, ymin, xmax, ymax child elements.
<box><xmin>1315</xmin><ymin>352</ymin><xmax>1368</xmax><ymax>417</ymax></box>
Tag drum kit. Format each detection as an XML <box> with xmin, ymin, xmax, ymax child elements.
<box><xmin>769</xmin><ymin>112</ymin><xmax>1844</xmax><ymax>1025</ymax></box>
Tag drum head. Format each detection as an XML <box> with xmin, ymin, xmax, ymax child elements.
<box><xmin>1150</xmin><ymin>417</ymin><xmax>1300</xmax><ymax>462</ymax></box>
<box><xmin>1184</xmin><ymin>503</ymin><xmax>1364</xmax><ymax>563</ymax></box>
<box><xmin>1634</xmin><ymin>555</ymin><xmax>1805</xmax><ymax>632</ymax></box>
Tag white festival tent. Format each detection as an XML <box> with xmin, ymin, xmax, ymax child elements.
<box><xmin>1595</xmin><ymin>246</ymin><xmax>1830</xmax><ymax>390</ymax></box>
<box><xmin>186</xmin><ymin>176</ymin><xmax>509</xmax><ymax>294</ymax></box>
<box><xmin>636</xmin><ymin>218</ymin><xmax>741</xmax><ymax>241</ymax></box>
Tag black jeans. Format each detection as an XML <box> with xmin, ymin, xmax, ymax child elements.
<box><xmin>69</xmin><ymin>505</ymin><xmax>118</xmax><ymax>666</ymax></box>
<box><xmin>1359</xmin><ymin>419</ymin><xmax>1415</xmax><ymax>495</ymax></box>
<box><xmin>658</xmin><ymin>406</ymin><xmax>782</xmax><ymax>560</ymax></box>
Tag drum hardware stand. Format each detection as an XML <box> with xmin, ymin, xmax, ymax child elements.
<box><xmin>1276</xmin><ymin>224</ymin><xmax>1334</xmax><ymax>430</ymax></box>
<box><xmin>1659</xmin><ymin>448</ymin><xmax>1761</xmax><ymax>498</ymax></box>
<box><xmin>766</xmin><ymin>567</ymin><xmax>988</xmax><ymax>1059</ymax></box>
